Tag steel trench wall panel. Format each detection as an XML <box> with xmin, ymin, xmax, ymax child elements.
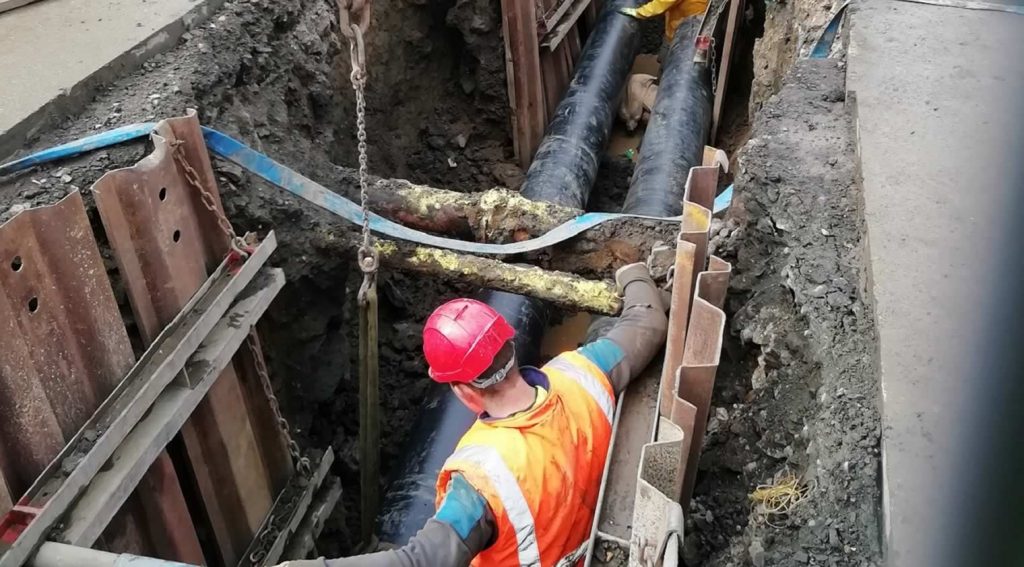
<box><xmin>629</xmin><ymin>418</ymin><xmax>684</xmax><ymax>567</ymax></box>
<box><xmin>164</xmin><ymin>112</ymin><xmax>293</xmax><ymax>490</ymax></box>
<box><xmin>0</xmin><ymin>192</ymin><xmax>198</xmax><ymax>559</ymax></box>
<box><xmin>93</xmin><ymin>112</ymin><xmax>281</xmax><ymax>565</ymax></box>
<box><xmin>0</xmin><ymin>192</ymin><xmax>134</xmax><ymax>492</ymax></box>
<box><xmin>676</xmin><ymin>256</ymin><xmax>731</xmax><ymax>506</ymax></box>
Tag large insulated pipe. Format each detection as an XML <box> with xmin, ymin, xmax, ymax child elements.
<box><xmin>521</xmin><ymin>0</ymin><xmax>643</xmax><ymax>207</ymax></box>
<box><xmin>378</xmin><ymin>1</ymin><xmax>642</xmax><ymax>545</ymax></box>
<box><xmin>623</xmin><ymin>17</ymin><xmax>712</xmax><ymax>216</ymax></box>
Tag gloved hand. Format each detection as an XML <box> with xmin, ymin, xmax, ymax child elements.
<box><xmin>619</xmin><ymin>6</ymin><xmax>640</xmax><ymax>17</ymax></box>
<box><xmin>615</xmin><ymin>262</ymin><xmax>656</xmax><ymax>295</ymax></box>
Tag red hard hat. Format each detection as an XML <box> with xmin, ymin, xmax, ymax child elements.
<box><xmin>423</xmin><ymin>298</ymin><xmax>515</xmax><ymax>384</ymax></box>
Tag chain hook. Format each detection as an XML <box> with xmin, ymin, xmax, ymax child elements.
<box><xmin>338</xmin><ymin>0</ymin><xmax>372</xmax><ymax>41</ymax></box>
<box><xmin>348</xmin><ymin>23</ymin><xmax>367</xmax><ymax>77</ymax></box>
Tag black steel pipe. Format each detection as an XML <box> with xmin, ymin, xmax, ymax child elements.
<box><xmin>522</xmin><ymin>0</ymin><xmax>643</xmax><ymax>208</ymax></box>
<box><xmin>623</xmin><ymin>18</ymin><xmax>712</xmax><ymax>216</ymax></box>
<box><xmin>378</xmin><ymin>0</ymin><xmax>643</xmax><ymax>545</ymax></box>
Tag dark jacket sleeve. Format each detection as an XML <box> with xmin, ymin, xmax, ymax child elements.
<box><xmin>277</xmin><ymin>475</ymin><xmax>495</xmax><ymax>567</ymax></box>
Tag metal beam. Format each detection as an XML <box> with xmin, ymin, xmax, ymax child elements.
<box><xmin>57</xmin><ymin>269</ymin><xmax>286</xmax><ymax>548</ymax></box>
<box><xmin>0</xmin><ymin>234</ymin><xmax>277</xmax><ymax>567</ymax></box>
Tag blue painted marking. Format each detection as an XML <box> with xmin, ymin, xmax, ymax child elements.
<box><xmin>714</xmin><ymin>184</ymin><xmax>733</xmax><ymax>214</ymax></box>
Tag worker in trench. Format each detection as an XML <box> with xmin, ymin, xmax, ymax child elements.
<box><xmin>276</xmin><ymin>262</ymin><xmax>668</xmax><ymax>567</ymax></box>
<box><xmin>616</xmin><ymin>0</ymin><xmax>708</xmax><ymax>131</ymax></box>
<box><xmin>619</xmin><ymin>0</ymin><xmax>709</xmax><ymax>46</ymax></box>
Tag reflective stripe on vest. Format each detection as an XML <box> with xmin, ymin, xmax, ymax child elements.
<box><xmin>445</xmin><ymin>444</ymin><xmax>542</xmax><ymax>567</ymax></box>
<box><xmin>545</xmin><ymin>356</ymin><xmax>615</xmax><ymax>424</ymax></box>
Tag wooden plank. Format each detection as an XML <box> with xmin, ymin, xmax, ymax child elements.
<box><xmin>581</xmin><ymin>1</ymin><xmax>600</xmax><ymax>35</ymax></box>
<box><xmin>711</xmin><ymin>0</ymin><xmax>744</xmax><ymax>141</ymax></box>
<box><xmin>93</xmin><ymin>112</ymin><xmax>276</xmax><ymax>565</ymax></box>
<box><xmin>501</xmin><ymin>0</ymin><xmax>547</xmax><ymax>167</ymax></box>
<box><xmin>540</xmin><ymin>0</ymin><xmax>593</xmax><ymax>50</ymax></box>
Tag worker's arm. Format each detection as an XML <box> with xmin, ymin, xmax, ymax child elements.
<box><xmin>274</xmin><ymin>475</ymin><xmax>495</xmax><ymax>567</ymax></box>
<box><xmin>620</xmin><ymin>0</ymin><xmax>678</xmax><ymax>19</ymax></box>
<box><xmin>578</xmin><ymin>263</ymin><xmax>668</xmax><ymax>394</ymax></box>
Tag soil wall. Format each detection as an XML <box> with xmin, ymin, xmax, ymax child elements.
<box><xmin>693</xmin><ymin>59</ymin><xmax>882</xmax><ymax>566</ymax></box>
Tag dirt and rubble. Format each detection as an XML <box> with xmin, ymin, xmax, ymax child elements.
<box><xmin>689</xmin><ymin>59</ymin><xmax>882</xmax><ymax>566</ymax></box>
<box><xmin>0</xmin><ymin>0</ymin><xmax>881</xmax><ymax>563</ymax></box>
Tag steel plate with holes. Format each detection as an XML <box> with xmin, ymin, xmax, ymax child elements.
<box><xmin>94</xmin><ymin>112</ymin><xmax>282</xmax><ymax>565</ymax></box>
<box><xmin>0</xmin><ymin>192</ymin><xmax>135</xmax><ymax>502</ymax></box>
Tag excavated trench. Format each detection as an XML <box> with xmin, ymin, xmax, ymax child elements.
<box><xmin>0</xmin><ymin>0</ymin><xmax>881</xmax><ymax>564</ymax></box>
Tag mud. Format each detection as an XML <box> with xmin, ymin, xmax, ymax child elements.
<box><xmin>689</xmin><ymin>59</ymin><xmax>881</xmax><ymax>566</ymax></box>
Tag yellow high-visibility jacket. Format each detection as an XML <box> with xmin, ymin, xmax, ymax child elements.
<box><xmin>635</xmin><ymin>0</ymin><xmax>708</xmax><ymax>40</ymax></box>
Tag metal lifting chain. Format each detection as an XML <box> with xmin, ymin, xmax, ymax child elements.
<box><xmin>339</xmin><ymin>0</ymin><xmax>381</xmax><ymax>549</ymax></box>
<box><xmin>709</xmin><ymin>37</ymin><xmax>719</xmax><ymax>94</ymax></box>
<box><xmin>171</xmin><ymin>142</ymin><xmax>311</xmax><ymax>477</ymax></box>
<box><xmin>171</xmin><ymin>142</ymin><xmax>250</xmax><ymax>258</ymax></box>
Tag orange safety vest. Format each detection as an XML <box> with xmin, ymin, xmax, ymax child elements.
<box><xmin>435</xmin><ymin>351</ymin><xmax>616</xmax><ymax>567</ymax></box>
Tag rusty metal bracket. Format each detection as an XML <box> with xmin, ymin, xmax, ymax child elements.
<box><xmin>0</xmin><ymin>192</ymin><xmax>136</xmax><ymax>503</ymax></box>
<box><xmin>0</xmin><ymin>234</ymin><xmax>278</xmax><ymax>567</ymax></box>
<box><xmin>676</xmin><ymin>256</ymin><xmax>731</xmax><ymax>507</ymax></box>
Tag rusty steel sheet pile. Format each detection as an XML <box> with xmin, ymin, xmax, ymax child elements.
<box><xmin>586</xmin><ymin>158</ymin><xmax>731</xmax><ymax>567</ymax></box>
<box><xmin>92</xmin><ymin>111</ymin><xmax>293</xmax><ymax>565</ymax></box>
<box><xmin>0</xmin><ymin>112</ymin><xmax>308</xmax><ymax>567</ymax></box>
<box><xmin>0</xmin><ymin>191</ymin><xmax>180</xmax><ymax>558</ymax></box>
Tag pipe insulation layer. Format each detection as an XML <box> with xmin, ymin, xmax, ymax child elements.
<box><xmin>623</xmin><ymin>17</ymin><xmax>713</xmax><ymax>216</ymax></box>
<box><xmin>378</xmin><ymin>1</ymin><xmax>642</xmax><ymax>545</ymax></box>
<box><xmin>521</xmin><ymin>0</ymin><xmax>643</xmax><ymax>207</ymax></box>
